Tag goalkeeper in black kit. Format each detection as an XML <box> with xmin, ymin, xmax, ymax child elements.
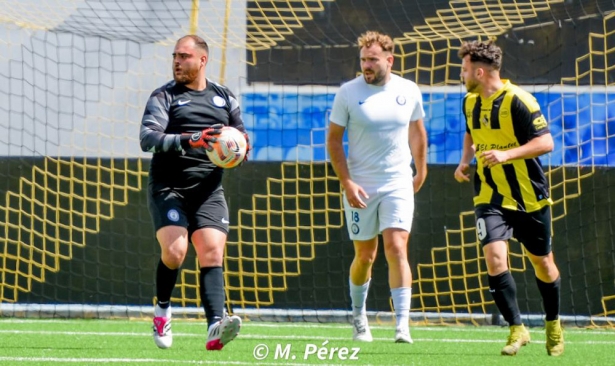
<box><xmin>139</xmin><ymin>34</ymin><xmax>249</xmax><ymax>351</ymax></box>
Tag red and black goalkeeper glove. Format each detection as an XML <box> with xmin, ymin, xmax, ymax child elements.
<box><xmin>187</xmin><ymin>124</ymin><xmax>223</xmax><ymax>151</ymax></box>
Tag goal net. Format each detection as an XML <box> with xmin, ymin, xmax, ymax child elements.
<box><xmin>0</xmin><ymin>0</ymin><xmax>614</xmax><ymax>328</ymax></box>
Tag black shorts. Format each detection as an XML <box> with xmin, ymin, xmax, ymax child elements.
<box><xmin>474</xmin><ymin>204</ymin><xmax>552</xmax><ymax>256</ymax></box>
<box><xmin>147</xmin><ymin>182</ymin><xmax>230</xmax><ymax>237</ymax></box>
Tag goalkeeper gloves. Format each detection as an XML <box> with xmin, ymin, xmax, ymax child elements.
<box><xmin>187</xmin><ymin>123</ymin><xmax>223</xmax><ymax>151</ymax></box>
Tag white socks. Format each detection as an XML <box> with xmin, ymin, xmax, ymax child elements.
<box><xmin>391</xmin><ymin>287</ymin><xmax>411</xmax><ymax>329</ymax></box>
<box><xmin>350</xmin><ymin>279</ymin><xmax>412</xmax><ymax>328</ymax></box>
<box><xmin>349</xmin><ymin>278</ymin><xmax>371</xmax><ymax>317</ymax></box>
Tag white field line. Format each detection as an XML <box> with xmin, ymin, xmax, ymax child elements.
<box><xmin>246</xmin><ymin>323</ymin><xmax>615</xmax><ymax>336</ymax></box>
<box><xmin>2</xmin><ymin>318</ymin><xmax>614</xmax><ymax>336</ymax></box>
<box><xmin>0</xmin><ymin>329</ymin><xmax>613</xmax><ymax>344</ymax></box>
<box><xmin>0</xmin><ymin>357</ymin><xmax>333</xmax><ymax>366</ymax></box>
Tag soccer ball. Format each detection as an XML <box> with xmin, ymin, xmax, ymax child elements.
<box><xmin>206</xmin><ymin>126</ymin><xmax>248</xmax><ymax>168</ymax></box>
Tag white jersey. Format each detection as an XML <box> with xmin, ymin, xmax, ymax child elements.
<box><xmin>329</xmin><ymin>74</ymin><xmax>425</xmax><ymax>187</ymax></box>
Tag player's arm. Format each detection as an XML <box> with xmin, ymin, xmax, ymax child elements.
<box><xmin>139</xmin><ymin>89</ymin><xmax>182</xmax><ymax>153</ymax></box>
<box><xmin>507</xmin><ymin>97</ymin><xmax>553</xmax><ymax>159</ymax></box>
<box><xmin>479</xmin><ymin>96</ymin><xmax>553</xmax><ymax>168</ymax></box>
<box><xmin>502</xmin><ymin>133</ymin><xmax>553</xmax><ymax>161</ymax></box>
<box><xmin>454</xmin><ymin>115</ymin><xmax>475</xmax><ymax>183</ymax></box>
<box><xmin>408</xmin><ymin>119</ymin><xmax>427</xmax><ymax>193</ymax></box>
<box><xmin>139</xmin><ymin>89</ymin><xmax>220</xmax><ymax>153</ymax></box>
<box><xmin>481</xmin><ymin>134</ymin><xmax>553</xmax><ymax>168</ymax></box>
<box><xmin>327</xmin><ymin>121</ymin><xmax>369</xmax><ymax>208</ymax></box>
<box><xmin>460</xmin><ymin>132</ymin><xmax>475</xmax><ymax>165</ymax></box>
<box><xmin>327</xmin><ymin>86</ymin><xmax>368</xmax><ymax>207</ymax></box>
<box><xmin>327</xmin><ymin>122</ymin><xmax>351</xmax><ymax>186</ymax></box>
<box><xmin>327</xmin><ymin>86</ymin><xmax>352</xmax><ymax>188</ymax></box>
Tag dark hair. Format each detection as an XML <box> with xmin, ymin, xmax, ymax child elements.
<box><xmin>358</xmin><ymin>31</ymin><xmax>394</xmax><ymax>53</ymax></box>
<box><xmin>458</xmin><ymin>41</ymin><xmax>502</xmax><ymax>70</ymax></box>
<box><xmin>177</xmin><ymin>35</ymin><xmax>209</xmax><ymax>54</ymax></box>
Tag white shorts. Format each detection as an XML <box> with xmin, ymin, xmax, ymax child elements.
<box><xmin>343</xmin><ymin>185</ymin><xmax>415</xmax><ymax>240</ymax></box>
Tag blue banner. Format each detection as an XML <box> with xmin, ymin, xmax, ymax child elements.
<box><xmin>242</xmin><ymin>92</ymin><xmax>615</xmax><ymax>166</ymax></box>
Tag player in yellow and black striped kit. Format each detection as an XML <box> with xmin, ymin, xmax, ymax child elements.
<box><xmin>454</xmin><ymin>41</ymin><xmax>564</xmax><ymax>357</ymax></box>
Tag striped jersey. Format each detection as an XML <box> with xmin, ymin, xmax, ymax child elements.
<box><xmin>463</xmin><ymin>80</ymin><xmax>552</xmax><ymax>212</ymax></box>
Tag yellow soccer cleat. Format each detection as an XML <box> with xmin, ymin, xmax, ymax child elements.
<box><xmin>545</xmin><ymin>319</ymin><xmax>564</xmax><ymax>356</ymax></box>
<box><xmin>501</xmin><ymin>324</ymin><xmax>531</xmax><ymax>356</ymax></box>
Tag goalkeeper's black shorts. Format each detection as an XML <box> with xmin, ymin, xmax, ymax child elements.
<box><xmin>147</xmin><ymin>182</ymin><xmax>229</xmax><ymax>237</ymax></box>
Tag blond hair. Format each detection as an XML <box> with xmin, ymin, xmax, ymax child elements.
<box><xmin>357</xmin><ymin>31</ymin><xmax>394</xmax><ymax>53</ymax></box>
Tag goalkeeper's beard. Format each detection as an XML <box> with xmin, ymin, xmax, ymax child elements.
<box><xmin>174</xmin><ymin>67</ymin><xmax>199</xmax><ymax>85</ymax></box>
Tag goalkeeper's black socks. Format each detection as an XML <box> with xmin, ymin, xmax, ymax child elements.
<box><xmin>156</xmin><ymin>259</ymin><xmax>179</xmax><ymax>308</ymax></box>
<box><xmin>200</xmin><ymin>266</ymin><xmax>226</xmax><ymax>327</ymax></box>
<box><xmin>488</xmin><ymin>271</ymin><xmax>522</xmax><ymax>326</ymax></box>
<box><xmin>536</xmin><ymin>276</ymin><xmax>561</xmax><ymax>321</ymax></box>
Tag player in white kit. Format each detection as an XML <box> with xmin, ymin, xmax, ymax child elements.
<box><xmin>327</xmin><ymin>31</ymin><xmax>428</xmax><ymax>343</ymax></box>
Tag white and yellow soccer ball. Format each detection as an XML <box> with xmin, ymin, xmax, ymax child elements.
<box><xmin>206</xmin><ymin>126</ymin><xmax>247</xmax><ymax>168</ymax></box>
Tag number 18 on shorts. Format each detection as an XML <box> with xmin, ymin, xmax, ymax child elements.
<box><xmin>343</xmin><ymin>187</ymin><xmax>414</xmax><ymax>241</ymax></box>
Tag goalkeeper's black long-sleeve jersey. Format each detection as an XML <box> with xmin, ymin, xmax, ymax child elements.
<box><xmin>139</xmin><ymin>79</ymin><xmax>246</xmax><ymax>190</ymax></box>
